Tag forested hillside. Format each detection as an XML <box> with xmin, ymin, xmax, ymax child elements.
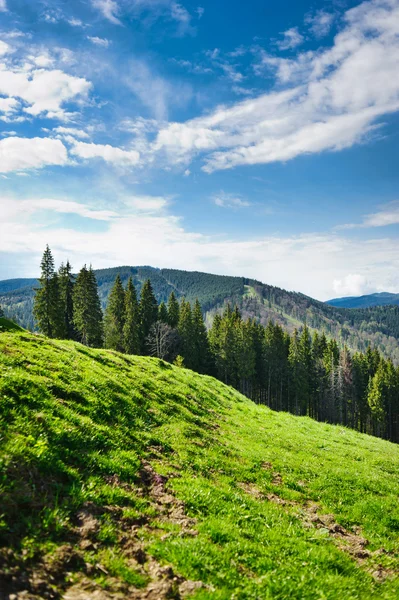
<box><xmin>328</xmin><ymin>293</ymin><xmax>399</xmax><ymax>309</ymax></box>
<box><xmin>2</xmin><ymin>266</ymin><xmax>399</xmax><ymax>361</ymax></box>
<box><xmin>1</xmin><ymin>330</ymin><xmax>399</xmax><ymax>599</ymax></box>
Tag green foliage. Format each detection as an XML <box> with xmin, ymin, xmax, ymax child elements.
<box><xmin>58</xmin><ymin>260</ymin><xmax>75</xmax><ymax>340</ymax></box>
<box><xmin>167</xmin><ymin>291</ymin><xmax>180</xmax><ymax>328</ymax></box>
<box><xmin>33</xmin><ymin>245</ymin><xmax>64</xmax><ymax>338</ymax></box>
<box><xmin>123</xmin><ymin>277</ymin><xmax>140</xmax><ymax>355</ymax></box>
<box><xmin>73</xmin><ymin>265</ymin><xmax>103</xmax><ymax>347</ymax></box>
<box><xmin>1</xmin><ymin>331</ymin><xmax>399</xmax><ymax>598</ymax></box>
<box><xmin>139</xmin><ymin>279</ymin><xmax>158</xmax><ymax>351</ymax></box>
<box><xmin>104</xmin><ymin>274</ymin><xmax>126</xmax><ymax>352</ymax></box>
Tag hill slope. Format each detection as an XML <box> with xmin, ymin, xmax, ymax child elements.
<box><xmin>3</xmin><ymin>267</ymin><xmax>399</xmax><ymax>361</ymax></box>
<box><xmin>0</xmin><ymin>332</ymin><xmax>398</xmax><ymax>599</ymax></box>
<box><xmin>328</xmin><ymin>293</ymin><xmax>399</xmax><ymax>309</ymax></box>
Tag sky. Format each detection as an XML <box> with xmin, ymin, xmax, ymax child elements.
<box><xmin>0</xmin><ymin>0</ymin><xmax>399</xmax><ymax>300</ymax></box>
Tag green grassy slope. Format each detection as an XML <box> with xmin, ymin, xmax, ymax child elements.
<box><xmin>0</xmin><ymin>317</ymin><xmax>24</xmax><ymax>332</ymax></box>
<box><xmin>1</xmin><ymin>333</ymin><xmax>399</xmax><ymax>599</ymax></box>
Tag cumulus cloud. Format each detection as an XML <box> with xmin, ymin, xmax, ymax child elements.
<box><xmin>0</xmin><ymin>0</ymin><xmax>7</xmax><ymax>12</ymax></box>
<box><xmin>70</xmin><ymin>141</ymin><xmax>140</xmax><ymax>166</ymax></box>
<box><xmin>276</xmin><ymin>27</ymin><xmax>304</xmax><ymax>50</ymax></box>
<box><xmin>0</xmin><ymin>137</ymin><xmax>68</xmax><ymax>173</ymax></box>
<box><xmin>137</xmin><ymin>0</ymin><xmax>399</xmax><ymax>173</ymax></box>
<box><xmin>333</xmin><ymin>274</ymin><xmax>370</xmax><ymax>297</ymax></box>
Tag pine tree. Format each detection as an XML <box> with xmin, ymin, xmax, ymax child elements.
<box><xmin>178</xmin><ymin>299</ymin><xmax>195</xmax><ymax>369</ymax></box>
<box><xmin>33</xmin><ymin>245</ymin><xmax>63</xmax><ymax>338</ymax></box>
<box><xmin>104</xmin><ymin>275</ymin><xmax>126</xmax><ymax>351</ymax></box>
<box><xmin>73</xmin><ymin>265</ymin><xmax>103</xmax><ymax>347</ymax></box>
<box><xmin>167</xmin><ymin>292</ymin><xmax>180</xmax><ymax>328</ymax></box>
<box><xmin>139</xmin><ymin>279</ymin><xmax>158</xmax><ymax>352</ymax></box>
<box><xmin>58</xmin><ymin>260</ymin><xmax>75</xmax><ymax>339</ymax></box>
<box><xmin>192</xmin><ymin>299</ymin><xmax>211</xmax><ymax>374</ymax></box>
<box><xmin>123</xmin><ymin>277</ymin><xmax>140</xmax><ymax>355</ymax></box>
<box><xmin>158</xmin><ymin>301</ymin><xmax>169</xmax><ymax>324</ymax></box>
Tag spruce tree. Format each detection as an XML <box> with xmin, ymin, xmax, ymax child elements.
<box><xmin>58</xmin><ymin>260</ymin><xmax>75</xmax><ymax>339</ymax></box>
<box><xmin>158</xmin><ymin>301</ymin><xmax>169</xmax><ymax>324</ymax></box>
<box><xmin>139</xmin><ymin>279</ymin><xmax>158</xmax><ymax>352</ymax></box>
<box><xmin>33</xmin><ymin>245</ymin><xmax>63</xmax><ymax>338</ymax></box>
<box><xmin>178</xmin><ymin>299</ymin><xmax>195</xmax><ymax>369</ymax></box>
<box><xmin>167</xmin><ymin>292</ymin><xmax>180</xmax><ymax>328</ymax></box>
<box><xmin>104</xmin><ymin>275</ymin><xmax>126</xmax><ymax>351</ymax></box>
<box><xmin>123</xmin><ymin>277</ymin><xmax>140</xmax><ymax>355</ymax></box>
<box><xmin>192</xmin><ymin>299</ymin><xmax>211</xmax><ymax>374</ymax></box>
<box><xmin>73</xmin><ymin>265</ymin><xmax>103</xmax><ymax>347</ymax></box>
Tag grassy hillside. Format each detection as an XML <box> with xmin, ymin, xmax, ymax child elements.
<box><xmin>2</xmin><ymin>267</ymin><xmax>399</xmax><ymax>362</ymax></box>
<box><xmin>0</xmin><ymin>317</ymin><xmax>24</xmax><ymax>332</ymax></box>
<box><xmin>1</xmin><ymin>333</ymin><xmax>399</xmax><ymax>599</ymax></box>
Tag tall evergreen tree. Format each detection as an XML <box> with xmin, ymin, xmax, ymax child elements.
<box><xmin>33</xmin><ymin>245</ymin><xmax>63</xmax><ymax>338</ymax></box>
<box><xmin>73</xmin><ymin>265</ymin><xmax>103</xmax><ymax>347</ymax></box>
<box><xmin>139</xmin><ymin>279</ymin><xmax>158</xmax><ymax>352</ymax></box>
<box><xmin>178</xmin><ymin>299</ymin><xmax>195</xmax><ymax>369</ymax></box>
<box><xmin>158</xmin><ymin>301</ymin><xmax>169</xmax><ymax>324</ymax></box>
<box><xmin>123</xmin><ymin>277</ymin><xmax>140</xmax><ymax>355</ymax></box>
<box><xmin>104</xmin><ymin>275</ymin><xmax>126</xmax><ymax>351</ymax></box>
<box><xmin>58</xmin><ymin>261</ymin><xmax>75</xmax><ymax>340</ymax></box>
<box><xmin>167</xmin><ymin>292</ymin><xmax>180</xmax><ymax>328</ymax></box>
<box><xmin>192</xmin><ymin>299</ymin><xmax>211</xmax><ymax>374</ymax></box>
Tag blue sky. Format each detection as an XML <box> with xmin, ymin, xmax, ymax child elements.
<box><xmin>1</xmin><ymin>0</ymin><xmax>399</xmax><ymax>300</ymax></box>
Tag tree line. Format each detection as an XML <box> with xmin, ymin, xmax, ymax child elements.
<box><xmin>33</xmin><ymin>246</ymin><xmax>399</xmax><ymax>444</ymax></box>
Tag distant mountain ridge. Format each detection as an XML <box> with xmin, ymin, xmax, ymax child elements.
<box><xmin>328</xmin><ymin>292</ymin><xmax>399</xmax><ymax>309</ymax></box>
<box><xmin>2</xmin><ymin>266</ymin><xmax>399</xmax><ymax>362</ymax></box>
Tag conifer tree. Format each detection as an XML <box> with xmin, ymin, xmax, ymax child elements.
<box><xmin>192</xmin><ymin>299</ymin><xmax>211</xmax><ymax>374</ymax></box>
<box><xmin>104</xmin><ymin>275</ymin><xmax>126</xmax><ymax>351</ymax></box>
<box><xmin>167</xmin><ymin>292</ymin><xmax>180</xmax><ymax>328</ymax></box>
<box><xmin>178</xmin><ymin>299</ymin><xmax>195</xmax><ymax>369</ymax></box>
<box><xmin>139</xmin><ymin>279</ymin><xmax>158</xmax><ymax>352</ymax></box>
<box><xmin>123</xmin><ymin>277</ymin><xmax>140</xmax><ymax>355</ymax></box>
<box><xmin>158</xmin><ymin>301</ymin><xmax>169</xmax><ymax>324</ymax></box>
<box><xmin>73</xmin><ymin>265</ymin><xmax>103</xmax><ymax>347</ymax></box>
<box><xmin>34</xmin><ymin>245</ymin><xmax>63</xmax><ymax>338</ymax></box>
<box><xmin>58</xmin><ymin>260</ymin><xmax>75</xmax><ymax>340</ymax></box>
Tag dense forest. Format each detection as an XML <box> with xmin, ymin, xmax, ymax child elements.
<box><xmin>3</xmin><ymin>265</ymin><xmax>399</xmax><ymax>363</ymax></box>
<box><xmin>14</xmin><ymin>245</ymin><xmax>398</xmax><ymax>445</ymax></box>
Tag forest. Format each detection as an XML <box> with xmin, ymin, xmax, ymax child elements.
<box><xmin>13</xmin><ymin>245</ymin><xmax>398</xmax><ymax>445</ymax></box>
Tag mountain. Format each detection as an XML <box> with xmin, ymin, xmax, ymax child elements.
<box><xmin>328</xmin><ymin>292</ymin><xmax>399</xmax><ymax>309</ymax></box>
<box><xmin>1</xmin><ymin>330</ymin><xmax>399</xmax><ymax>599</ymax></box>
<box><xmin>2</xmin><ymin>266</ymin><xmax>399</xmax><ymax>361</ymax></box>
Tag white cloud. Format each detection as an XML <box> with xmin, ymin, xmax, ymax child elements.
<box><xmin>0</xmin><ymin>41</ymin><xmax>10</xmax><ymax>56</ymax></box>
<box><xmin>70</xmin><ymin>141</ymin><xmax>140</xmax><ymax>166</ymax></box>
<box><xmin>0</xmin><ymin>0</ymin><xmax>7</xmax><ymax>12</ymax></box>
<box><xmin>333</xmin><ymin>274</ymin><xmax>370</xmax><ymax>297</ymax></box>
<box><xmin>87</xmin><ymin>36</ymin><xmax>110</xmax><ymax>47</ymax></box>
<box><xmin>52</xmin><ymin>126</ymin><xmax>90</xmax><ymax>139</ymax></box>
<box><xmin>276</xmin><ymin>27</ymin><xmax>304</xmax><ymax>50</ymax></box>
<box><xmin>20</xmin><ymin>198</ymin><xmax>118</xmax><ymax>221</ymax></box>
<box><xmin>212</xmin><ymin>192</ymin><xmax>251</xmax><ymax>209</ymax></box>
<box><xmin>341</xmin><ymin>202</ymin><xmax>399</xmax><ymax>228</ymax></box>
<box><xmin>0</xmin><ymin>97</ymin><xmax>19</xmax><ymax>113</ymax></box>
<box><xmin>196</xmin><ymin>7</ymin><xmax>204</xmax><ymax>19</ymax></box>
<box><xmin>68</xmin><ymin>18</ymin><xmax>84</xmax><ymax>27</ymax></box>
<box><xmin>305</xmin><ymin>10</ymin><xmax>335</xmax><ymax>38</ymax></box>
<box><xmin>142</xmin><ymin>0</ymin><xmax>399</xmax><ymax>172</ymax></box>
<box><xmin>0</xmin><ymin>137</ymin><xmax>68</xmax><ymax>173</ymax></box>
<box><xmin>0</xmin><ymin>53</ymin><xmax>91</xmax><ymax>119</ymax></box>
<box><xmin>3</xmin><ymin>193</ymin><xmax>399</xmax><ymax>299</ymax></box>
<box><xmin>91</xmin><ymin>0</ymin><xmax>121</xmax><ymax>25</ymax></box>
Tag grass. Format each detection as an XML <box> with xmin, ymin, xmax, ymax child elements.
<box><xmin>0</xmin><ymin>330</ymin><xmax>399</xmax><ymax>598</ymax></box>
<box><xmin>0</xmin><ymin>317</ymin><xmax>24</xmax><ymax>333</ymax></box>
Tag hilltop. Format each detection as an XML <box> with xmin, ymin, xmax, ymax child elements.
<box><xmin>2</xmin><ymin>266</ymin><xmax>399</xmax><ymax>361</ymax></box>
<box><xmin>0</xmin><ymin>331</ymin><xmax>399</xmax><ymax>599</ymax></box>
<box><xmin>328</xmin><ymin>293</ymin><xmax>399</xmax><ymax>309</ymax></box>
